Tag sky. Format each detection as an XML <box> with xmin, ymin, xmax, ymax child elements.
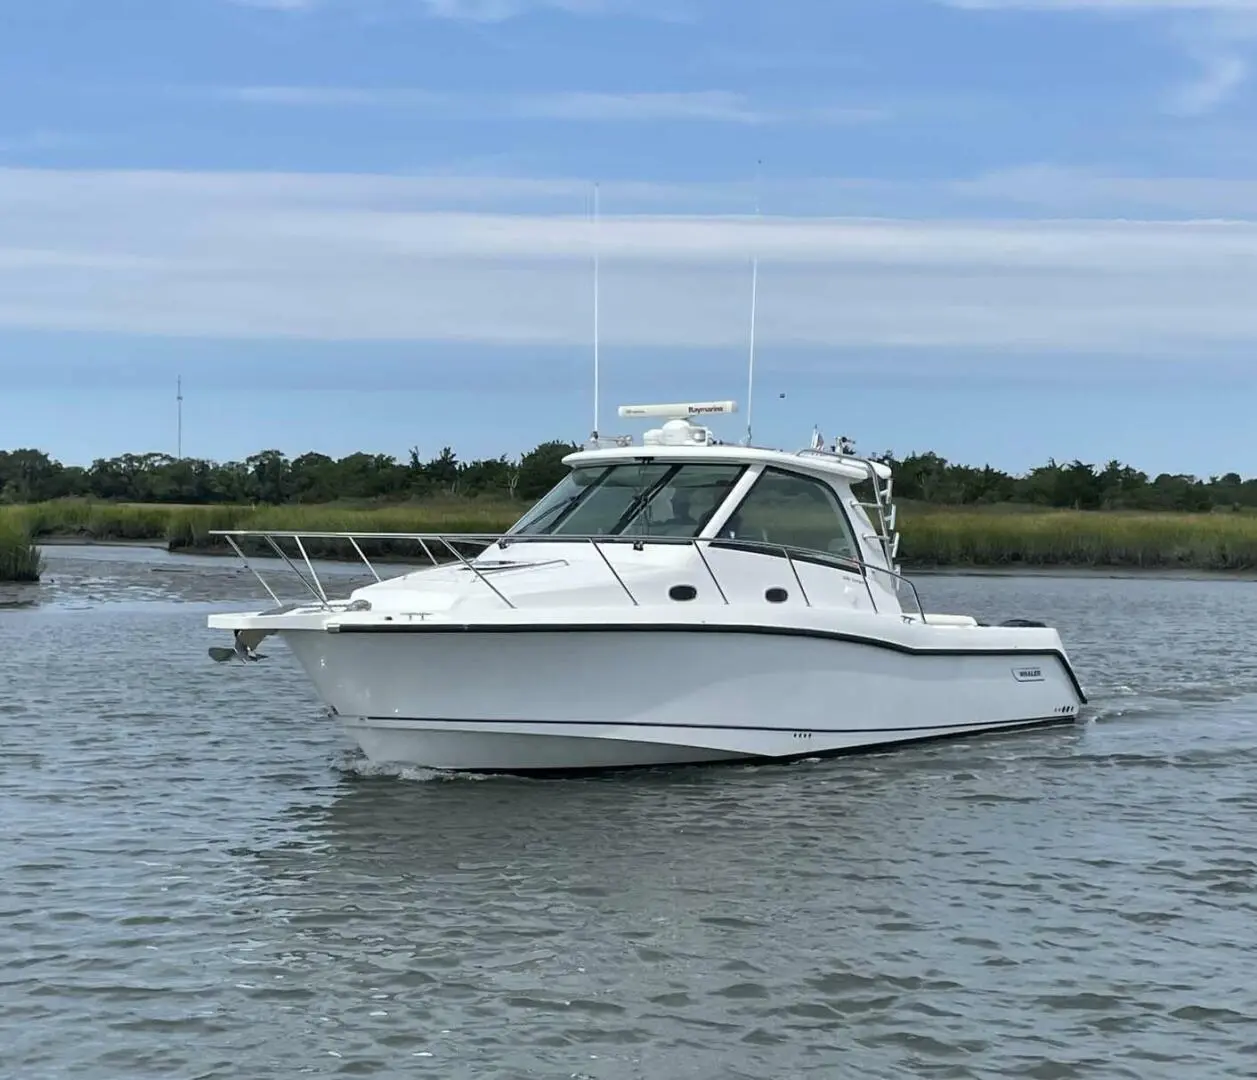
<box><xmin>4</xmin><ymin>0</ymin><xmax>1257</xmax><ymax>476</ymax></box>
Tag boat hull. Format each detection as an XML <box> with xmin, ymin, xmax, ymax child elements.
<box><xmin>278</xmin><ymin>625</ymin><xmax>1085</xmax><ymax>773</ymax></box>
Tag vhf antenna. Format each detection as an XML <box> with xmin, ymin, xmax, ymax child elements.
<box><xmin>592</xmin><ymin>180</ymin><xmax>601</xmax><ymax>441</ymax></box>
<box><xmin>176</xmin><ymin>374</ymin><xmax>183</xmax><ymax>459</ymax></box>
<box><xmin>744</xmin><ymin>159</ymin><xmax>762</xmax><ymax>447</ymax></box>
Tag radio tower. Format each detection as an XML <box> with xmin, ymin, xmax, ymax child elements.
<box><xmin>176</xmin><ymin>375</ymin><xmax>183</xmax><ymax>460</ymax></box>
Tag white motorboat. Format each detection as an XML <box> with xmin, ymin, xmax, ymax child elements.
<box><xmin>206</xmin><ymin>400</ymin><xmax>1087</xmax><ymax>774</ymax></box>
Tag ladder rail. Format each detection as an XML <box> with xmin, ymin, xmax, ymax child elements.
<box><xmin>859</xmin><ymin>459</ymin><xmax>902</xmax><ymax>577</ymax></box>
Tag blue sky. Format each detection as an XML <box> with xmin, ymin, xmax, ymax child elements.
<box><xmin>5</xmin><ymin>0</ymin><xmax>1257</xmax><ymax>476</ymax></box>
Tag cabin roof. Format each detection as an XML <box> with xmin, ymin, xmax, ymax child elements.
<box><xmin>562</xmin><ymin>443</ymin><xmax>892</xmax><ymax>483</ymax></box>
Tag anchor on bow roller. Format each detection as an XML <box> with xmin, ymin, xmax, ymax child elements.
<box><xmin>208</xmin><ymin>628</ymin><xmax>270</xmax><ymax>664</ymax></box>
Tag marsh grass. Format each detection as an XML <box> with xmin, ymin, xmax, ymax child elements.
<box><xmin>901</xmin><ymin>508</ymin><xmax>1257</xmax><ymax>570</ymax></box>
<box><xmin>0</xmin><ymin>498</ymin><xmax>524</xmax><ymax>562</ymax></box>
<box><xmin>6</xmin><ymin>498</ymin><xmax>1257</xmax><ymax>571</ymax></box>
<box><xmin>0</xmin><ymin>515</ymin><xmax>42</xmax><ymax>582</ymax></box>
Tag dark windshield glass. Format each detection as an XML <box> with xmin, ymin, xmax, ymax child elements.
<box><xmin>508</xmin><ymin>462</ymin><xmax>745</xmax><ymax>538</ymax></box>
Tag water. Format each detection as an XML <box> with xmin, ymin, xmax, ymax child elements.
<box><xmin>3</xmin><ymin>547</ymin><xmax>1257</xmax><ymax>1079</ymax></box>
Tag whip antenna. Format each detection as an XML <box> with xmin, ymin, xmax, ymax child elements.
<box><xmin>744</xmin><ymin>159</ymin><xmax>762</xmax><ymax>446</ymax></box>
<box><xmin>592</xmin><ymin>181</ymin><xmax>601</xmax><ymax>439</ymax></box>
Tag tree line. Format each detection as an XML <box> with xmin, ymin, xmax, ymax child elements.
<box><xmin>0</xmin><ymin>443</ymin><xmax>579</xmax><ymax>507</ymax></box>
<box><xmin>0</xmin><ymin>443</ymin><xmax>1251</xmax><ymax>512</ymax></box>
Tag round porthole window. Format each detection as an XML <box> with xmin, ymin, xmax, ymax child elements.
<box><xmin>669</xmin><ymin>584</ymin><xmax>698</xmax><ymax>601</ymax></box>
<box><xmin>765</xmin><ymin>587</ymin><xmax>789</xmax><ymax>603</ymax></box>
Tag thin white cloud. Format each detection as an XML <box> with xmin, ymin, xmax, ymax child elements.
<box><xmin>0</xmin><ymin>131</ymin><xmax>83</xmax><ymax>154</ymax></box>
<box><xmin>226</xmin><ymin>0</ymin><xmax>683</xmax><ymax>19</ymax></box>
<box><xmin>943</xmin><ymin>0</ymin><xmax>1257</xmax><ymax>114</ymax></box>
<box><xmin>228</xmin><ymin>0</ymin><xmax>317</xmax><ymax>10</ymax></box>
<box><xmin>952</xmin><ymin>163</ymin><xmax>1257</xmax><ymax>214</ymax></box>
<box><xmin>215</xmin><ymin>86</ymin><xmax>884</xmax><ymax>125</ymax></box>
<box><xmin>422</xmin><ymin>0</ymin><xmax>699</xmax><ymax>20</ymax></box>
<box><xmin>518</xmin><ymin>90</ymin><xmax>768</xmax><ymax>123</ymax></box>
<box><xmin>224</xmin><ymin>86</ymin><xmax>442</xmax><ymax>107</ymax></box>
<box><xmin>1166</xmin><ymin>12</ymin><xmax>1257</xmax><ymax>112</ymax></box>
<box><xmin>944</xmin><ymin>1</ymin><xmax>1257</xmax><ymax>9</ymax></box>
<box><xmin>4</xmin><ymin>166</ymin><xmax>1257</xmax><ymax>356</ymax></box>
<box><xmin>1167</xmin><ymin>50</ymin><xmax>1249</xmax><ymax>112</ymax></box>
<box><xmin>418</xmin><ymin>0</ymin><xmax>615</xmax><ymax>19</ymax></box>
<box><xmin>0</xmin><ymin>248</ymin><xmax>173</xmax><ymax>272</ymax></box>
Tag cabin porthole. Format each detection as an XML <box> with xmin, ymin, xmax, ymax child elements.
<box><xmin>765</xmin><ymin>587</ymin><xmax>789</xmax><ymax>604</ymax></box>
<box><xmin>669</xmin><ymin>584</ymin><xmax>698</xmax><ymax>602</ymax></box>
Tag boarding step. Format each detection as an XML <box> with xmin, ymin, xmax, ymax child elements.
<box><xmin>859</xmin><ymin>502</ymin><xmax>897</xmax><ymax>530</ymax></box>
<box><xmin>863</xmin><ymin>532</ymin><xmax>901</xmax><ymax>558</ymax></box>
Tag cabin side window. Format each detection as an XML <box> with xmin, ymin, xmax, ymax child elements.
<box><xmin>719</xmin><ymin>467</ymin><xmax>858</xmax><ymax>560</ymax></box>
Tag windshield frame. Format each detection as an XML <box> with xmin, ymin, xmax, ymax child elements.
<box><xmin>506</xmin><ymin>461</ymin><xmax>748</xmax><ymax>539</ymax></box>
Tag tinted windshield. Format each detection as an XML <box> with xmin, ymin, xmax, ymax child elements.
<box><xmin>508</xmin><ymin>462</ymin><xmax>745</xmax><ymax>538</ymax></box>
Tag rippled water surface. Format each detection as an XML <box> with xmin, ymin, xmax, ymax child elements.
<box><xmin>3</xmin><ymin>547</ymin><xmax>1257</xmax><ymax>1078</ymax></box>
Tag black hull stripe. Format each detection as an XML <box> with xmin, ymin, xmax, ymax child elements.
<box><xmin>360</xmin><ymin>713</ymin><xmax>1072</xmax><ymax>735</ymax></box>
<box><xmin>333</xmin><ymin>622</ymin><xmax>1088</xmax><ymax>704</ymax></box>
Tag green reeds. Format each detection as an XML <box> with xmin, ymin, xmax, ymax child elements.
<box><xmin>899</xmin><ymin>508</ymin><xmax>1257</xmax><ymax>571</ymax></box>
<box><xmin>7</xmin><ymin>499</ymin><xmax>1257</xmax><ymax>571</ymax></box>
<box><xmin>0</xmin><ymin>515</ymin><xmax>42</xmax><ymax>582</ymax></box>
<box><xmin>0</xmin><ymin>498</ymin><xmax>525</xmax><ymax>559</ymax></box>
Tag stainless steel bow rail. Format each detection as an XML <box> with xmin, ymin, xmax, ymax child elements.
<box><xmin>209</xmin><ymin>529</ymin><xmax>928</xmax><ymax>621</ymax></box>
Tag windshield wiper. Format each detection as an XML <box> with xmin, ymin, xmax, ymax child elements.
<box><xmin>512</xmin><ymin>468</ymin><xmax>612</xmax><ymax>536</ymax></box>
<box><xmin>611</xmin><ymin>465</ymin><xmax>679</xmax><ymax>535</ymax></box>
<box><xmin>512</xmin><ymin>494</ymin><xmax>584</xmax><ymax>537</ymax></box>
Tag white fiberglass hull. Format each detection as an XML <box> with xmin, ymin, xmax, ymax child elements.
<box><xmin>275</xmin><ymin>624</ymin><xmax>1085</xmax><ymax>773</ymax></box>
